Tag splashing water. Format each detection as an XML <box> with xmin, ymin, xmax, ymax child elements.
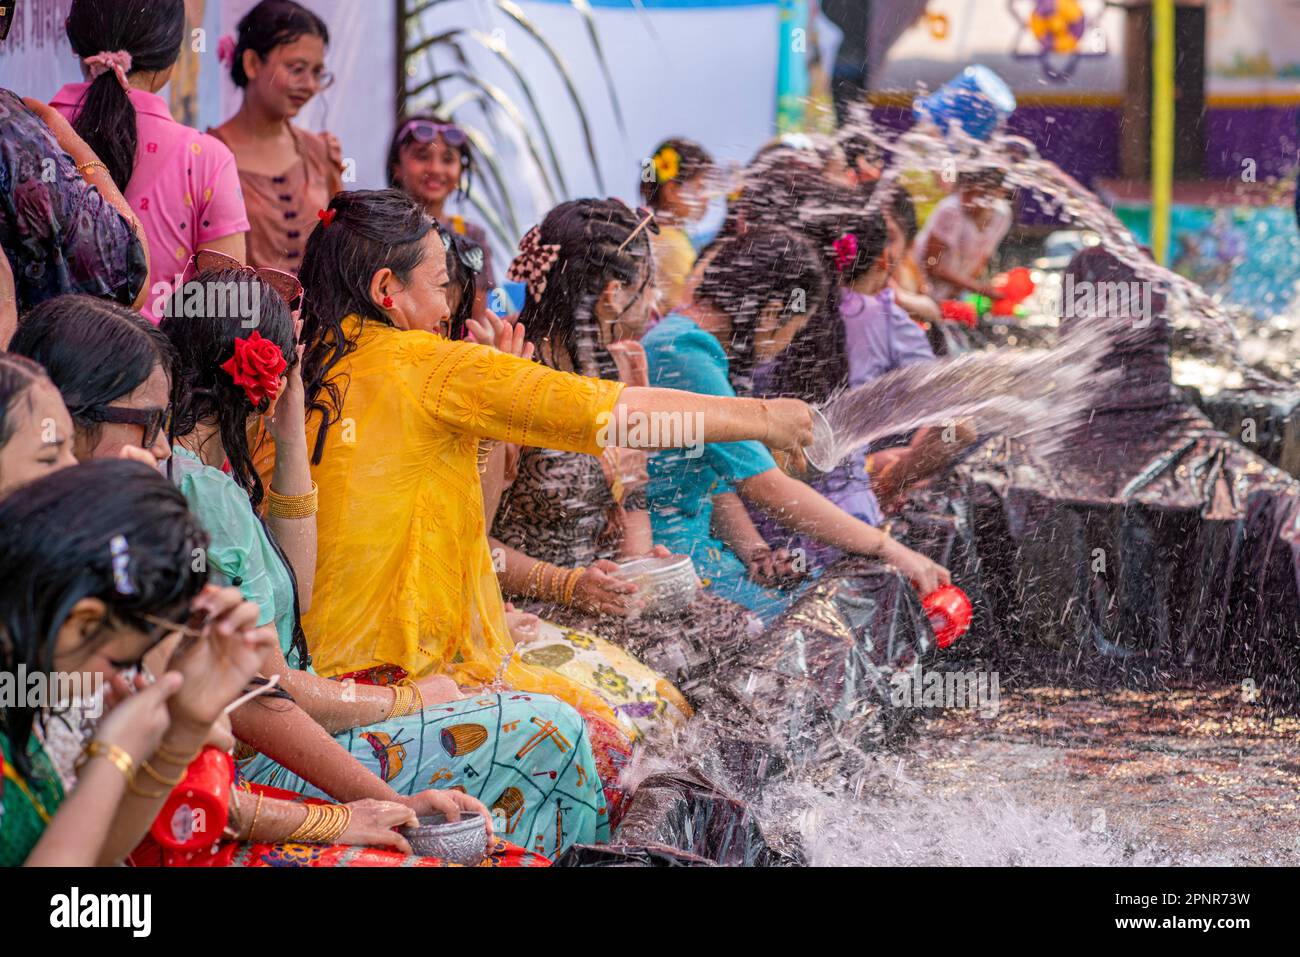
<box><xmin>816</xmin><ymin>318</ymin><xmax>1120</xmax><ymax>470</ymax></box>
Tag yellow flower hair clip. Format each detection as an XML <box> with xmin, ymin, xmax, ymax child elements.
<box><xmin>653</xmin><ymin>145</ymin><xmax>680</xmax><ymax>184</ymax></box>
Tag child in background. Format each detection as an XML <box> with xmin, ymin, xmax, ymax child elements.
<box><xmin>912</xmin><ymin>167</ymin><xmax>1012</xmax><ymax>301</ymax></box>
<box><xmin>641</xmin><ymin>138</ymin><xmax>714</xmax><ymax>314</ymax></box>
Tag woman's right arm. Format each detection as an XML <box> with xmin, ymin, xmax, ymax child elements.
<box><xmin>22</xmin><ymin>674</ymin><xmax>182</xmax><ymax>866</ymax></box>
<box><xmin>737</xmin><ymin>467</ymin><xmax>949</xmax><ymax>594</ymax></box>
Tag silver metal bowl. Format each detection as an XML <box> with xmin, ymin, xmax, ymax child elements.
<box><xmin>804</xmin><ymin>406</ymin><xmax>837</xmax><ymax>475</ymax></box>
<box><xmin>611</xmin><ymin>554</ymin><xmax>698</xmax><ymax>616</ymax></box>
<box><xmin>400</xmin><ymin>812</ymin><xmax>487</xmax><ymax>865</ymax></box>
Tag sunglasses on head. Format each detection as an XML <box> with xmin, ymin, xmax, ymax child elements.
<box><xmin>436</xmin><ymin>222</ymin><xmax>485</xmax><ymax>276</ymax></box>
<box><xmin>84</xmin><ymin>405</ymin><xmax>172</xmax><ymax>449</ymax></box>
<box><xmin>398</xmin><ymin>120</ymin><xmax>469</xmax><ymax>150</ymax></box>
<box><xmin>190</xmin><ymin>250</ymin><xmax>305</xmax><ymax>310</ymax></box>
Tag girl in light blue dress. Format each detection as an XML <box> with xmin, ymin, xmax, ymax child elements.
<box><xmin>643</xmin><ymin>227</ymin><xmax>950</xmax><ymax>623</ymax></box>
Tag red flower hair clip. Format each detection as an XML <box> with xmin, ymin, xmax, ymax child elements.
<box><xmin>220</xmin><ymin>331</ymin><xmax>287</xmax><ymax>407</ymax></box>
<box><xmin>318</xmin><ymin>208</ymin><xmax>337</xmax><ymax>228</ymax></box>
<box><xmin>833</xmin><ymin>232</ymin><xmax>859</xmax><ymax>273</ymax></box>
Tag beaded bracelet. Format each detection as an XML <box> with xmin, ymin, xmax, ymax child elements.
<box><xmin>268</xmin><ymin>481</ymin><xmax>318</xmax><ymax>520</ymax></box>
<box><xmin>76</xmin><ymin>160</ymin><xmax>110</xmax><ymax>177</ymax></box>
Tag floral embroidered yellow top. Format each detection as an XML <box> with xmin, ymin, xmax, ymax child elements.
<box><xmin>303</xmin><ymin>316</ymin><xmax>624</xmax><ymax>707</ymax></box>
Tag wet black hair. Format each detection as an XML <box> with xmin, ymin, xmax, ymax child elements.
<box><xmin>159</xmin><ymin>269</ymin><xmax>297</xmax><ymax>509</ymax></box>
<box><xmin>725</xmin><ymin>170</ymin><xmax>866</xmax><ymax>403</ymax></box>
<box><xmin>230</xmin><ymin>0</ymin><xmax>330</xmax><ymax>89</ymax></box>
<box><xmin>388</xmin><ymin>114</ymin><xmax>475</xmax><ymax>200</ymax></box>
<box><xmin>692</xmin><ymin>225</ymin><xmax>828</xmax><ymax>394</ymax></box>
<box><xmin>298</xmin><ymin>188</ymin><xmax>435</xmax><ymax>464</ymax></box>
<box><xmin>157</xmin><ymin>269</ymin><xmax>309</xmax><ymax>669</ymax></box>
<box><xmin>65</xmin><ymin>0</ymin><xmax>186</xmax><ymax>191</ymax></box>
<box><xmin>516</xmin><ymin>198</ymin><xmax>655</xmax><ymax>380</ymax></box>
<box><xmin>0</xmin><ymin>354</ymin><xmax>48</xmax><ymax>455</ymax></box>
<box><xmin>640</xmin><ymin>137</ymin><xmax>714</xmax><ymax>209</ymax></box>
<box><xmin>8</xmin><ymin>295</ymin><xmax>176</xmax><ymax>449</ymax></box>
<box><xmin>0</xmin><ymin>459</ymin><xmax>209</xmax><ymax>776</ymax></box>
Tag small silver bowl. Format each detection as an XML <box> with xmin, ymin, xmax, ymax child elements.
<box><xmin>400</xmin><ymin>812</ymin><xmax>487</xmax><ymax>865</ymax></box>
<box><xmin>804</xmin><ymin>406</ymin><xmax>837</xmax><ymax>475</ymax></box>
<box><xmin>611</xmin><ymin>554</ymin><xmax>698</xmax><ymax>616</ymax></box>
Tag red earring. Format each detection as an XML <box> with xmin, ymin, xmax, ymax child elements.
<box><xmin>382</xmin><ymin>296</ymin><xmax>394</xmax><ymax>309</ymax></box>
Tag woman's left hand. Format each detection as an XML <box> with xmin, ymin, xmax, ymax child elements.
<box><xmin>164</xmin><ymin>585</ymin><xmax>277</xmax><ymax>733</ymax></box>
<box><xmin>466</xmin><ymin>313</ymin><xmax>535</xmax><ymax>362</ymax></box>
<box><xmin>267</xmin><ymin>317</ymin><xmax>307</xmax><ymax>446</ymax></box>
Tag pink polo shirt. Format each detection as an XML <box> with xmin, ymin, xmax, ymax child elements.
<box><xmin>52</xmin><ymin>84</ymin><xmax>250</xmax><ymax>323</ymax></box>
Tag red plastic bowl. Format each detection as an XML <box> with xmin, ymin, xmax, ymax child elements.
<box><xmin>922</xmin><ymin>584</ymin><xmax>972</xmax><ymax>649</ymax></box>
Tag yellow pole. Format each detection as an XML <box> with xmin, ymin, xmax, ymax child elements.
<box><xmin>1150</xmin><ymin>0</ymin><xmax>1175</xmax><ymax>265</ymax></box>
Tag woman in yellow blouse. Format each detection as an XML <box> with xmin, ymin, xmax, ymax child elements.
<box><xmin>296</xmin><ymin>190</ymin><xmax>814</xmax><ymax>719</ymax></box>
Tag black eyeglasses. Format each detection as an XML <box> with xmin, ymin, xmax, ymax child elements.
<box><xmin>83</xmin><ymin>405</ymin><xmax>172</xmax><ymax>449</ymax></box>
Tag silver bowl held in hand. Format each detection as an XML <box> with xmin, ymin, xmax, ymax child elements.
<box><xmin>400</xmin><ymin>812</ymin><xmax>488</xmax><ymax>865</ymax></box>
<box><xmin>611</xmin><ymin>554</ymin><xmax>698</xmax><ymax>616</ymax></box>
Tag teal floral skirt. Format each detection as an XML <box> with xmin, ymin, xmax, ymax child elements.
<box><xmin>240</xmin><ymin>692</ymin><xmax>609</xmax><ymax>860</ymax></box>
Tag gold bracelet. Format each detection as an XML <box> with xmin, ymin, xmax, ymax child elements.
<box><xmin>562</xmin><ymin>567</ymin><xmax>584</xmax><ymax>605</ymax></box>
<box><xmin>523</xmin><ymin>560</ymin><xmax>547</xmax><ymax>599</ymax></box>
<box><xmin>385</xmin><ymin>683</ymin><xmax>416</xmax><ymax>721</ymax></box>
<box><xmin>317</xmin><ymin>804</ymin><xmax>352</xmax><ymax>843</ymax></box>
<box><xmin>153</xmin><ymin>741</ymin><xmax>202</xmax><ymax>766</ymax></box>
<box><xmin>248</xmin><ymin>792</ymin><xmax>265</xmax><ymax>842</ymax></box>
<box><xmin>288</xmin><ymin>803</ymin><xmax>351</xmax><ymax>844</ymax></box>
<box><xmin>544</xmin><ymin>563</ymin><xmax>564</xmax><ymax>602</ymax></box>
<box><xmin>126</xmin><ymin>776</ymin><xmax>168</xmax><ymax>799</ymax></box>
<box><xmin>138</xmin><ymin>760</ymin><xmax>185</xmax><ymax>788</ymax></box>
<box><xmin>406</xmin><ymin>680</ymin><xmax>425</xmax><ymax>714</ymax></box>
<box><xmin>268</xmin><ymin>481</ymin><xmax>318</xmax><ymax>519</ymax></box>
<box><xmin>287</xmin><ymin>803</ymin><xmax>323</xmax><ymax>842</ymax></box>
<box><xmin>476</xmin><ymin>439</ymin><xmax>496</xmax><ymax>475</ymax></box>
<box><xmin>76</xmin><ymin>740</ymin><xmax>135</xmax><ymax>780</ymax></box>
<box><xmin>76</xmin><ymin>160</ymin><xmax>110</xmax><ymax>177</ymax></box>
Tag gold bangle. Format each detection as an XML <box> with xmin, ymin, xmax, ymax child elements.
<box><xmin>153</xmin><ymin>741</ymin><xmax>202</xmax><ymax>766</ymax></box>
<box><xmin>76</xmin><ymin>740</ymin><xmax>135</xmax><ymax>780</ymax></box>
<box><xmin>562</xmin><ymin>567</ymin><xmax>583</xmax><ymax>605</ymax></box>
<box><xmin>287</xmin><ymin>803</ymin><xmax>322</xmax><ymax>842</ymax></box>
<box><xmin>288</xmin><ymin>803</ymin><xmax>351</xmax><ymax>844</ymax></box>
<box><xmin>248</xmin><ymin>792</ymin><xmax>265</xmax><ymax>842</ymax></box>
<box><xmin>543</xmin><ymin>563</ymin><xmax>563</xmax><ymax>602</ymax></box>
<box><xmin>406</xmin><ymin>680</ymin><xmax>425</xmax><ymax>715</ymax></box>
<box><xmin>77</xmin><ymin>160</ymin><xmax>110</xmax><ymax>177</ymax></box>
<box><xmin>317</xmin><ymin>804</ymin><xmax>352</xmax><ymax>843</ymax></box>
<box><xmin>476</xmin><ymin>439</ymin><xmax>496</xmax><ymax>475</ymax></box>
<box><xmin>268</xmin><ymin>481</ymin><xmax>318</xmax><ymax>519</ymax></box>
<box><xmin>385</xmin><ymin>683</ymin><xmax>417</xmax><ymax>721</ymax></box>
<box><xmin>523</xmin><ymin>560</ymin><xmax>547</xmax><ymax>599</ymax></box>
<box><xmin>126</xmin><ymin>776</ymin><xmax>168</xmax><ymax>799</ymax></box>
<box><xmin>138</xmin><ymin>760</ymin><xmax>185</xmax><ymax>788</ymax></box>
